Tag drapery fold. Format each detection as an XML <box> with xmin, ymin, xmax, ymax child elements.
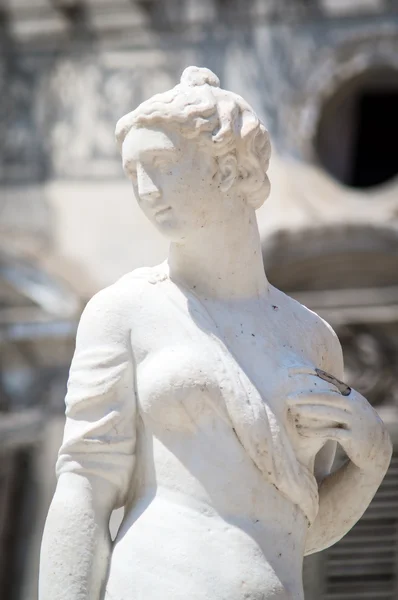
<box><xmin>155</xmin><ymin>265</ymin><xmax>319</xmax><ymax>524</ymax></box>
<box><xmin>56</xmin><ymin>289</ymin><xmax>137</xmax><ymax>509</ymax></box>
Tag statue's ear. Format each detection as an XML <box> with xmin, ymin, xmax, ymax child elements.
<box><xmin>217</xmin><ymin>153</ymin><xmax>238</xmax><ymax>193</ymax></box>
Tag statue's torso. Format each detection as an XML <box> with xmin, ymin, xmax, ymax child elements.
<box><xmin>104</xmin><ymin>268</ymin><xmax>334</xmax><ymax>600</ymax></box>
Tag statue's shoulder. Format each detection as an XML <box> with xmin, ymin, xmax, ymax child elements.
<box><xmin>110</xmin><ymin>263</ymin><xmax>167</xmax><ymax>290</ymax></box>
<box><xmin>271</xmin><ymin>285</ymin><xmax>343</xmax><ymax>374</ymax></box>
<box><xmin>113</xmin><ymin>264</ymin><xmax>169</xmax><ymax>300</ymax></box>
<box><xmin>85</xmin><ymin>264</ymin><xmax>166</xmax><ymax>319</ymax></box>
<box><xmin>269</xmin><ymin>284</ymin><xmax>340</xmax><ymax>351</ymax></box>
<box><xmin>120</xmin><ymin>263</ymin><xmax>169</xmax><ymax>286</ymax></box>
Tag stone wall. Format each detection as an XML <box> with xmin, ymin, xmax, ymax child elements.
<box><xmin>2</xmin><ymin>8</ymin><xmax>398</xmax><ymax>292</ymax></box>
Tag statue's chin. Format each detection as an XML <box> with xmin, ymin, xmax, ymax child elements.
<box><xmin>151</xmin><ymin>217</ymin><xmax>192</xmax><ymax>244</ymax></box>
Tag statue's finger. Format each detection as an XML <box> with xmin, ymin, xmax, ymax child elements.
<box><xmin>287</xmin><ymin>391</ymin><xmax>349</xmax><ymax>409</ymax></box>
<box><xmin>290</xmin><ymin>404</ymin><xmax>352</xmax><ymax>425</ymax></box>
<box><xmin>297</xmin><ymin>426</ymin><xmax>351</xmax><ymax>443</ymax></box>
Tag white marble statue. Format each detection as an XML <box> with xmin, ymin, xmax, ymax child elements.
<box><xmin>39</xmin><ymin>67</ymin><xmax>392</xmax><ymax>600</ymax></box>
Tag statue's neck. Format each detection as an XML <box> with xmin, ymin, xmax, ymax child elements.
<box><xmin>167</xmin><ymin>209</ymin><xmax>269</xmax><ymax>302</ymax></box>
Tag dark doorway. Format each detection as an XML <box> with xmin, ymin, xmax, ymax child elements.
<box><xmin>351</xmin><ymin>91</ymin><xmax>398</xmax><ymax>188</ymax></box>
<box><xmin>315</xmin><ymin>68</ymin><xmax>398</xmax><ymax>189</ymax></box>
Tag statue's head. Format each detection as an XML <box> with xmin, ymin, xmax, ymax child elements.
<box><xmin>116</xmin><ymin>66</ymin><xmax>271</xmax><ymax>242</ymax></box>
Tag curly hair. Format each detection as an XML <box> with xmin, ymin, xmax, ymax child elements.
<box><xmin>115</xmin><ymin>66</ymin><xmax>271</xmax><ymax>210</ymax></box>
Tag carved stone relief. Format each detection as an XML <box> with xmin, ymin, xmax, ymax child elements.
<box><xmin>36</xmin><ymin>55</ymin><xmax>176</xmax><ymax>178</ymax></box>
<box><xmin>338</xmin><ymin>323</ymin><xmax>398</xmax><ymax>408</ymax></box>
<box><xmin>1</xmin><ymin>14</ymin><xmax>397</xmax><ymax>182</ymax></box>
<box><xmin>0</xmin><ymin>53</ymin><xmax>47</xmax><ymax>184</ymax></box>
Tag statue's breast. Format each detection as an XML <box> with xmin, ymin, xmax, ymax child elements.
<box><xmin>135</xmin><ymin>344</ymin><xmax>230</xmax><ymax>431</ymax></box>
<box><xmin>133</xmin><ymin>333</ymin><xmax>311</xmax><ymax>444</ymax></box>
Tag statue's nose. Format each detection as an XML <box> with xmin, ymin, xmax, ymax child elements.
<box><xmin>137</xmin><ymin>165</ymin><xmax>161</xmax><ymax>203</ymax></box>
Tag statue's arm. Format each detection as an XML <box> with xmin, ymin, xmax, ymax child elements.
<box><xmin>304</xmin><ymin>325</ymin><xmax>392</xmax><ymax>555</ymax></box>
<box><xmin>39</xmin><ymin>285</ymin><xmax>137</xmax><ymax>599</ymax></box>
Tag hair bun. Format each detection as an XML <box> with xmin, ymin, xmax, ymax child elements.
<box><xmin>180</xmin><ymin>66</ymin><xmax>220</xmax><ymax>88</ymax></box>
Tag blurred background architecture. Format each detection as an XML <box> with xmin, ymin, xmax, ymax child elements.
<box><xmin>1</xmin><ymin>1</ymin><xmax>398</xmax><ymax>598</ymax></box>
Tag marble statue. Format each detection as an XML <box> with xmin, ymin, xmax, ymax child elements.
<box><xmin>39</xmin><ymin>67</ymin><xmax>392</xmax><ymax>600</ymax></box>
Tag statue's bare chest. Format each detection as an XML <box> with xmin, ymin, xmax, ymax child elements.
<box><xmin>132</xmin><ymin>285</ymin><xmax>326</xmax><ymax>439</ymax></box>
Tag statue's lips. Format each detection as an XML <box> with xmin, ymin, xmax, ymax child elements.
<box><xmin>154</xmin><ymin>206</ymin><xmax>172</xmax><ymax>217</ymax></box>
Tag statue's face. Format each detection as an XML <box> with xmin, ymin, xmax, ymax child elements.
<box><xmin>122</xmin><ymin>126</ymin><xmax>220</xmax><ymax>243</ymax></box>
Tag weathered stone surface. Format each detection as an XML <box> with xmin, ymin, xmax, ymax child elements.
<box><xmin>39</xmin><ymin>67</ymin><xmax>391</xmax><ymax>600</ymax></box>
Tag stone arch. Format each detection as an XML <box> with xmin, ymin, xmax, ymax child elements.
<box><xmin>293</xmin><ymin>32</ymin><xmax>398</xmax><ymax>163</ymax></box>
<box><xmin>314</xmin><ymin>66</ymin><xmax>398</xmax><ymax>188</ymax></box>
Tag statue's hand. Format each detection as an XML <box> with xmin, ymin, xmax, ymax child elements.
<box><xmin>287</xmin><ymin>375</ymin><xmax>392</xmax><ymax>474</ymax></box>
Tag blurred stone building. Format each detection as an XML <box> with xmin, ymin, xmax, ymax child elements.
<box><xmin>1</xmin><ymin>1</ymin><xmax>398</xmax><ymax>598</ymax></box>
